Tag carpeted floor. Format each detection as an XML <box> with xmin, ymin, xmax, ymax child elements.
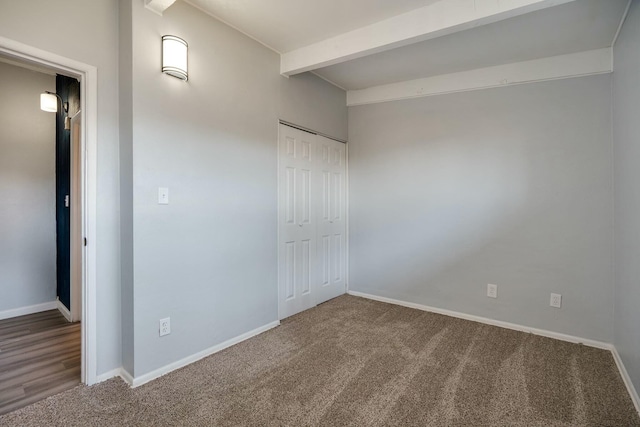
<box><xmin>1</xmin><ymin>295</ymin><xmax>638</xmax><ymax>426</ymax></box>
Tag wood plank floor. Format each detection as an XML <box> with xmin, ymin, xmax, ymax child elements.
<box><xmin>0</xmin><ymin>310</ymin><xmax>80</xmax><ymax>415</ymax></box>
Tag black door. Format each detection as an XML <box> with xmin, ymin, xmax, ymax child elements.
<box><xmin>55</xmin><ymin>75</ymin><xmax>80</xmax><ymax>310</ymax></box>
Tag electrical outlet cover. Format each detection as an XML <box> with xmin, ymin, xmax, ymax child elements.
<box><xmin>159</xmin><ymin>317</ymin><xmax>171</xmax><ymax>336</ymax></box>
<box><xmin>550</xmin><ymin>293</ymin><xmax>562</xmax><ymax>308</ymax></box>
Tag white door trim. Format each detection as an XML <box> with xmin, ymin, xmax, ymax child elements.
<box><xmin>278</xmin><ymin>120</ymin><xmax>347</xmax><ymax>144</ymax></box>
<box><xmin>0</xmin><ymin>36</ymin><xmax>98</xmax><ymax>386</ymax></box>
<box><xmin>276</xmin><ymin>122</ymin><xmax>283</xmax><ymax>320</ymax></box>
<box><xmin>345</xmin><ymin>141</ymin><xmax>349</xmax><ymax>293</ymax></box>
<box><xmin>70</xmin><ymin>110</ymin><xmax>83</xmax><ymax>322</ymax></box>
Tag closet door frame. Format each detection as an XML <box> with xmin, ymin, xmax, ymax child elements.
<box><xmin>277</xmin><ymin>121</ymin><xmax>348</xmax><ymax>320</ymax></box>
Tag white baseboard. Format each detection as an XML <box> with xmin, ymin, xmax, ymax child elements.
<box><xmin>56</xmin><ymin>300</ymin><xmax>72</xmax><ymax>322</ymax></box>
<box><xmin>611</xmin><ymin>347</ymin><xmax>640</xmax><ymax>415</ymax></box>
<box><xmin>96</xmin><ymin>367</ymin><xmax>123</xmax><ymax>383</ymax></box>
<box><xmin>347</xmin><ymin>291</ymin><xmax>611</xmax><ymax>350</ymax></box>
<box><xmin>119</xmin><ymin>368</ymin><xmax>134</xmax><ymax>385</ymax></box>
<box><xmin>95</xmin><ymin>367</ymin><xmax>135</xmax><ymax>386</ymax></box>
<box><xmin>0</xmin><ymin>301</ymin><xmax>57</xmax><ymax>320</ymax></box>
<box><xmin>128</xmin><ymin>320</ymin><xmax>280</xmax><ymax>388</ymax></box>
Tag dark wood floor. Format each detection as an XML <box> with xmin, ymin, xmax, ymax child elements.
<box><xmin>0</xmin><ymin>310</ymin><xmax>80</xmax><ymax>415</ymax></box>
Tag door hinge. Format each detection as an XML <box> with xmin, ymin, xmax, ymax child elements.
<box><xmin>65</xmin><ymin>195</ymin><xmax>70</xmax><ymax>208</ymax></box>
<box><xmin>84</xmin><ymin>238</ymin><xmax>87</xmax><ymax>247</ymax></box>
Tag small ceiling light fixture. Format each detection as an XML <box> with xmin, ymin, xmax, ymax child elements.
<box><xmin>162</xmin><ymin>35</ymin><xmax>188</xmax><ymax>81</ymax></box>
<box><xmin>40</xmin><ymin>91</ymin><xmax>70</xmax><ymax>129</ymax></box>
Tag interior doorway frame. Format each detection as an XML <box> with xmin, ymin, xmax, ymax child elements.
<box><xmin>70</xmin><ymin>109</ymin><xmax>83</xmax><ymax>323</ymax></box>
<box><xmin>0</xmin><ymin>36</ymin><xmax>98</xmax><ymax>385</ymax></box>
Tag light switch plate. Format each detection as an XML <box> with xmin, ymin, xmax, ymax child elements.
<box><xmin>487</xmin><ymin>284</ymin><xmax>498</xmax><ymax>298</ymax></box>
<box><xmin>158</xmin><ymin>187</ymin><xmax>169</xmax><ymax>205</ymax></box>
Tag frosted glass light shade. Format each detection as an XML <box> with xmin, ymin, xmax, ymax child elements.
<box><xmin>40</xmin><ymin>93</ymin><xmax>58</xmax><ymax>112</ymax></box>
<box><xmin>162</xmin><ymin>35</ymin><xmax>188</xmax><ymax>81</ymax></box>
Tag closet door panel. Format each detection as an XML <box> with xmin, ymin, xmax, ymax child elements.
<box><xmin>278</xmin><ymin>125</ymin><xmax>317</xmax><ymax>319</ymax></box>
<box><xmin>316</xmin><ymin>136</ymin><xmax>346</xmax><ymax>305</ymax></box>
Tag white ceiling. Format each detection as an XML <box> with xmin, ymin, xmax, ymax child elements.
<box><xmin>314</xmin><ymin>0</ymin><xmax>629</xmax><ymax>90</ymax></box>
<box><xmin>184</xmin><ymin>0</ymin><xmax>629</xmax><ymax>92</ymax></box>
<box><xmin>185</xmin><ymin>0</ymin><xmax>439</xmax><ymax>52</ymax></box>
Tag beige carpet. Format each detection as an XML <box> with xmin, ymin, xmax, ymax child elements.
<box><xmin>1</xmin><ymin>295</ymin><xmax>638</xmax><ymax>426</ymax></box>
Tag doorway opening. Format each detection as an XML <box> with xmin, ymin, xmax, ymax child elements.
<box><xmin>0</xmin><ymin>54</ymin><xmax>82</xmax><ymax>415</ymax></box>
<box><xmin>0</xmin><ymin>36</ymin><xmax>98</xmax><ymax>410</ymax></box>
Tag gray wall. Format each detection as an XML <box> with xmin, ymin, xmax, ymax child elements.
<box><xmin>613</xmin><ymin>0</ymin><xmax>640</xmax><ymax>395</ymax></box>
<box><xmin>0</xmin><ymin>61</ymin><xmax>56</xmax><ymax>312</ymax></box>
<box><xmin>125</xmin><ymin>0</ymin><xmax>347</xmax><ymax>377</ymax></box>
<box><xmin>0</xmin><ymin>0</ymin><xmax>121</xmax><ymax>375</ymax></box>
<box><xmin>348</xmin><ymin>75</ymin><xmax>613</xmax><ymax>342</ymax></box>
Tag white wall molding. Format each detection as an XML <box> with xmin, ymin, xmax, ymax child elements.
<box><xmin>144</xmin><ymin>0</ymin><xmax>177</xmax><ymax>16</ymax></box>
<box><xmin>119</xmin><ymin>368</ymin><xmax>134</xmax><ymax>386</ymax></box>
<box><xmin>347</xmin><ymin>48</ymin><xmax>612</xmax><ymax>106</ymax></box>
<box><xmin>0</xmin><ymin>301</ymin><xmax>57</xmax><ymax>321</ymax></box>
<box><xmin>95</xmin><ymin>367</ymin><xmax>127</xmax><ymax>384</ymax></box>
<box><xmin>95</xmin><ymin>368</ymin><xmax>119</xmax><ymax>384</ymax></box>
<box><xmin>612</xmin><ymin>347</ymin><xmax>640</xmax><ymax>415</ymax></box>
<box><xmin>128</xmin><ymin>321</ymin><xmax>280</xmax><ymax>388</ymax></box>
<box><xmin>348</xmin><ymin>290</ymin><xmax>611</xmax><ymax>350</ymax></box>
<box><xmin>56</xmin><ymin>300</ymin><xmax>72</xmax><ymax>322</ymax></box>
<box><xmin>281</xmin><ymin>0</ymin><xmax>577</xmax><ymax>76</ymax></box>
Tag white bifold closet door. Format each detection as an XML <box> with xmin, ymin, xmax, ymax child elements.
<box><xmin>316</xmin><ymin>134</ymin><xmax>346</xmax><ymax>305</ymax></box>
<box><xmin>278</xmin><ymin>124</ymin><xmax>346</xmax><ymax>319</ymax></box>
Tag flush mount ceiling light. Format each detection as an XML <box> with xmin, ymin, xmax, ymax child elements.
<box><xmin>162</xmin><ymin>35</ymin><xmax>188</xmax><ymax>81</ymax></box>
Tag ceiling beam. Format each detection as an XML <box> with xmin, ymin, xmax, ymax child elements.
<box><xmin>281</xmin><ymin>0</ymin><xmax>577</xmax><ymax>76</ymax></box>
<box><xmin>144</xmin><ymin>0</ymin><xmax>177</xmax><ymax>16</ymax></box>
<box><xmin>346</xmin><ymin>48</ymin><xmax>612</xmax><ymax>106</ymax></box>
